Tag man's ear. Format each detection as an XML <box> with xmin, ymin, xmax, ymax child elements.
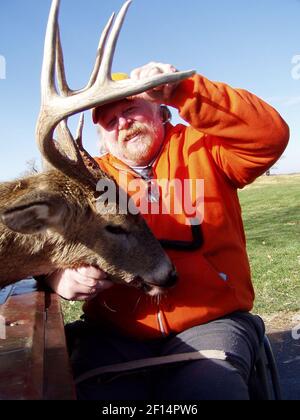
<box><xmin>160</xmin><ymin>105</ymin><xmax>172</xmax><ymax>124</ymax></box>
<box><xmin>0</xmin><ymin>191</ymin><xmax>68</xmax><ymax>235</ymax></box>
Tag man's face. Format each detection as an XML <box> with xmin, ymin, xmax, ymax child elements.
<box><xmin>96</xmin><ymin>98</ymin><xmax>165</xmax><ymax>166</ymax></box>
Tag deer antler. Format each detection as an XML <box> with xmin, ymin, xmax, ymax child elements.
<box><xmin>36</xmin><ymin>0</ymin><xmax>195</xmax><ymax>189</ymax></box>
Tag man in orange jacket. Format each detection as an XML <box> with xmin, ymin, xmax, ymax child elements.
<box><xmin>46</xmin><ymin>62</ymin><xmax>289</xmax><ymax>400</ymax></box>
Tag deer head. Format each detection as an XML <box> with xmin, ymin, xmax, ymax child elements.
<box><xmin>0</xmin><ymin>0</ymin><xmax>195</xmax><ymax>295</ymax></box>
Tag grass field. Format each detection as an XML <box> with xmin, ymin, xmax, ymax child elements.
<box><xmin>239</xmin><ymin>174</ymin><xmax>300</xmax><ymax>315</ymax></box>
<box><xmin>62</xmin><ymin>174</ymin><xmax>300</xmax><ymax>323</ymax></box>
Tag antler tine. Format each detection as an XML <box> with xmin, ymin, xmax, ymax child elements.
<box><xmin>96</xmin><ymin>0</ymin><xmax>132</xmax><ymax>86</ymax></box>
<box><xmin>54</xmin><ymin>21</ymin><xmax>90</xmax><ymax>170</ymax></box>
<box><xmin>73</xmin><ymin>114</ymin><xmax>111</xmax><ymax>180</ymax></box>
<box><xmin>56</xmin><ymin>24</ymin><xmax>71</xmax><ymax>96</ymax></box>
<box><xmin>86</xmin><ymin>13</ymin><xmax>116</xmax><ymax>90</ymax></box>
<box><xmin>52</xmin><ymin>12</ymin><xmax>87</xmax><ymax>175</ymax></box>
<box><xmin>55</xmin><ymin>117</ymin><xmax>107</xmax><ymax>186</ymax></box>
<box><xmin>75</xmin><ymin>113</ymin><xmax>85</xmax><ymax>145</ymax></box>
<box><xmin>54</xmin><ymin>21</ymin><xmax>95</xmax><ymax>182</ymax></box>
<box><xmin>56</xmin><ymin>120</ymin><xmax>79</xmax><ymax>162</ymax></box>
<box><xmin>41</xmin><ymin>0</ymin><xmax>60</xmax><ymax>98</ymax></box>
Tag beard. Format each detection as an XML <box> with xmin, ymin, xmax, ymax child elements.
<box><xmin>111</xmin><ymin>121</ymin><xmax>164</xmax><ymax>166</ymax></box>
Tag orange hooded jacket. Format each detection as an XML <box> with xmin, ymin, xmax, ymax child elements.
<box><xmin>83</xmin><ymin>74</ymin><xmax>289</xmax><ymax>340</ymax></box>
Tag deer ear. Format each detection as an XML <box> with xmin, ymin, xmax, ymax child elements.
<box><xmin>0</xmin><ymin>191</ymin><xmax>67</xmax><ymax>235</ymax></box>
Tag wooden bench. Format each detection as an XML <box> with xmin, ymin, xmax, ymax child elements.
<box><xmin>0</xmin><ymin>280</ymin><xmax>76</xmax><ymax>400</ymax></box>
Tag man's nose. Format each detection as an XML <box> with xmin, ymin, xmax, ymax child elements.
<box><xmin>118</xmin><ymin>116</ymin><xmax>132</xmax><ymax>130</ymax></box>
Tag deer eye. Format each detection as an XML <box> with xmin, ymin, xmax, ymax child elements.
<box><xmin>105</xmin><ymin>225</ymin><xmax>128</xmax><ymax>235</ymax></box>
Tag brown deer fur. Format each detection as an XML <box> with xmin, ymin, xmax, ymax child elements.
<box><xmin>0</xmin><ymin>169</ymin><xmax>175</xmax><ymax>294</ymax></box>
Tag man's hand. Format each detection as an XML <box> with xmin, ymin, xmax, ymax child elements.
<box><xmin>130</xmin><ymin>62</ymin><xmax>179</xmax><ymax>103</ymax></box>
<box><xmin>45</xmin><ymin>266</ymin><xmax>113</xmax><ymax>301</ymax></box>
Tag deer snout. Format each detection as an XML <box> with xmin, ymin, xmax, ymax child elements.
<box><xmin>147</xmin><ymin>265</ymin><xmax>178</xmax><ymax>289</ymax></box>
<box><xmin>163</xmin><ymin>269</ymin><xmax>178</xmax><ymax>288</ymax></box>
<box><xmin>130</xmin><ymin>266</ymin><xmax>178</xmax><ymax>296</ymax></box>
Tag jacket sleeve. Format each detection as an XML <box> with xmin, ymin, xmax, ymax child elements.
<box><xmin>165</xmin><ymin>74</ymin><xmax>290</xmax><ymax>188</ymax></box>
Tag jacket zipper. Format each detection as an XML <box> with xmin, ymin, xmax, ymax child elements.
<box><xmin>157</xmin><ymin>310</ymin><xmax>167</xmax><ymax>337</ymax></box>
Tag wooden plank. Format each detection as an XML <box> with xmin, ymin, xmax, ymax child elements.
<box><xmin>44</xmin><ymin>292</ymin><xmax>76</xmax><ymax>400</ymax></box>
<box><xmin>0</xmin><ymin>289</ymin><xmax>76</xmax><ymax>400</ymax></box>
<box><xmin>0</xmin><ymin>291</ymin><xmax>45</xmax><ymax>400</ymax></box>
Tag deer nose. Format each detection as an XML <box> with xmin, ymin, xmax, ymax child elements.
<box><xmin>163</xmin><ymin>269</ymin><xmax>178</xmax><ymax>288</ymax></box>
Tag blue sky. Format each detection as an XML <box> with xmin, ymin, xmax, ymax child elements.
<box><xmin>0</xmin><ymin>0</ymin><xmax>299</xmax><ymax>181</ymax></box>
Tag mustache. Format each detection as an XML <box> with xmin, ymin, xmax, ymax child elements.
<box><xmin>118</xmin><ymin>123</ymin><xmax>146</xmax><ymax>143</ymax></box>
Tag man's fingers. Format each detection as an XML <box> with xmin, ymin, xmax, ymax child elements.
<box><xmin>75</xmin><ymin>266</ymin><xmax>108</xmax><ymax>283</ymax></box>
<box><xmin>72</xmin><ymin>292</ymin><xmax>98</xmax><ymax>302</ymax></box>
<box><xmin>130</xmin><ymin>67</ymin><xmax>142</xmax><ymax>80</ymax></box>
<box><xmin>73</xmin><ymin>280</ymin><xmax>113</xmax><ymax>301</ymax></box>
<box><xmin>130</xmin><ymin>63</ymin><xmax>179</xmax><ymax>103</ymax></box>
<box><xmin>44</xmin><ymin>267</ymin><xmax>113</xmax><ymax>302</ymax></box>
<box><xmin>70</xmin><ymin>281</ymin><xmax>110</xmax><ymax>298</ymax></box>
<box><xmin>74</xmin><ymin>272</ymin><xmax>113</xmax><ymax>291</ymax></box>
<box><xmin>130</xmin><ymin>63</ymin><xmax>178</xmax><ymax>81</ymax></box>
<box><xmin>76</xmin><ymin>266</ymin><xmax>106</xmax><ymax>279</ymax></box>
<box><xmin>95</xmin><ymin>279</ymin><xmax>114</xmax><ymax>291</ymax></box>
<box><xmin>75</xmin><ymin>276</ymin><xmax>109</xmax><ymax>288</ymax></box>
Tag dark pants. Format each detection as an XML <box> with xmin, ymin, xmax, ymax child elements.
<box><xmin>65</xmin><ymin>312</ymin><xmax>265</xmax><ymax>401</ymax></box>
